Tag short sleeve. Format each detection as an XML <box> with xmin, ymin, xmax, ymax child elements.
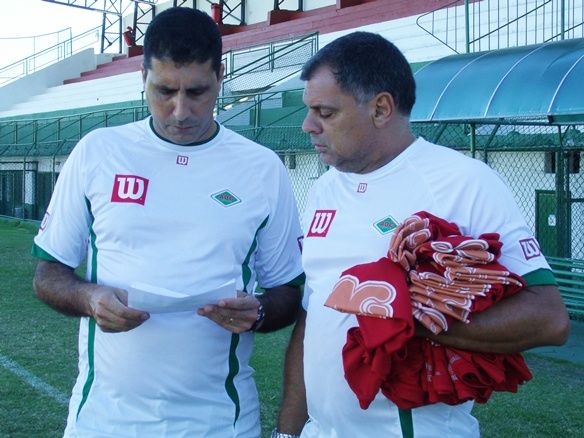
<box><xmin>32</xmin><ymin>139</ymin><xmax>93</xmax><ymax>269</ymax></box>
<box><xmin>254</xmin><ymin>158</ymin><xmax>304</xmax><ymax>289</ymax></box>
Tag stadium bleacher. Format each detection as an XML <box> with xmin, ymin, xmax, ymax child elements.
<box><xmin>1</xmin><ymin>1</ymin><xmax>583</xmax><ymax>314</ymax></box>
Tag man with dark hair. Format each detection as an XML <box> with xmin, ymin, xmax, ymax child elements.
<box><xmin>142</xmin><ymin>6</ymin><xmax>222</xmax><ymax>73</ymax></box>
<box><xmin>32</xmin><ymin>7</ymin><xmax>304</xmax><ymax>437</ymax></box>
<box><xmin>272</xmin><ymin>32</ymin><xmax>568</xmax><ymax>438</ymax></box>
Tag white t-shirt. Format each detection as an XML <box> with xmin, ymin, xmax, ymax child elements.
<box><xmin>301</xmin><ymin>138</ymin><xmax>553</xmax><ymax>438</ymax></box>
<box><xmin>33</xmin><ymin>118</ymin><xmax>304</xmax><ymax>438</ymax></box>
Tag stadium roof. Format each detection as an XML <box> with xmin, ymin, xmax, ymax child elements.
<box><xmin>411</xmin><ymin>37</ymin><xmax>584</xmax><ymax>124</ymax></box>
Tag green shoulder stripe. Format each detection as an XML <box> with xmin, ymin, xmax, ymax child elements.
<box><xmin>285</xmin><ymin>273</ymin><xmax>306</xmax><ymax>287</ymax></box>
<box><xmin>31</xmin><ymin>243</ymin><xmax>60</xmax><ymax>262</ymax></box>
<box><xmin>523</xmin><ymin>269</ymin><xmax>558</xmax><ymax>287</ymax></box>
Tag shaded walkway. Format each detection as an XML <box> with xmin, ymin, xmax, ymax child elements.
<box><xmin>530</xmin><ymin>319</ymin><xmax>584</xmax><ymax>365</ymax></box>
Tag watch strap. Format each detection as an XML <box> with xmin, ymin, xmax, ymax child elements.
<box><xmin>249</xmin><ymin>302</ymin><xmax>265</xmax><ymax>331</ymax></box>
<box><xmin>270</xmin><ymin>429</ymin><xmax>300</xmax><ymax>438</ymax></box>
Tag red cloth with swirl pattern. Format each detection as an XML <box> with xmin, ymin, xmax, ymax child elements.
<box><xmin>326</xmin><ymin>211</ymin><xmax>532</xmax><ymax>410</ymax></box>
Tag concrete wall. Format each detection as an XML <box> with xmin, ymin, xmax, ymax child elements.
<box><xmin>0</xmin><ymin>49</ymin><xmax>112</xmax><ymax>112</ymax></box>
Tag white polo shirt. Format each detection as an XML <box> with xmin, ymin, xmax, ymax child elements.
<box><xmin>301</xmin><ymin>138</ymin><xmax>554</xmax><ymax>438</ymax></box>
<box><xmin>34</xmin><ymin>118</ymin><xmax>304</xmax><ymax>437</ymax></box>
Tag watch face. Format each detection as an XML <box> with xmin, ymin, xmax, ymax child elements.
<box><xmin>257</xmin><ymin>303</ymin><xmax>266</xmax><ymax>322</ymax></box>
<box><xmin>271</xmin><ymin>432</ymin><xmax>300</xmax><ymax>438</ymax></box>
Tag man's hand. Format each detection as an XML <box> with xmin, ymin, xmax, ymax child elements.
<box><xmin>87</xmin><ymin>286</ymin><xmax>150</xmax><ymax>333</ymax></box>
<box><xmin>197</xmin><ymin>291</ymin><xmax>260</xmax><ymax>333</ymax></box>
<box><xmin>33</xmin><ymin>260</ymin><xmax>149</xmax><ymax>333</ymax></box>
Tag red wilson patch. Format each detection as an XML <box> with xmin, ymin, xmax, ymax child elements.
<box><xmin>519</xmin><ymin>238</ymin><xmax>541</xmax><ymax>260</ymax></box>
<box><xmin>111</xmin><ymin>175</ymin><xmax>149</xmax><ymax>205</ymax></box>
<box><xmin>307</xmin><ymin>210</ymin><xmax>336</xmax><ymax>237</ymax></box>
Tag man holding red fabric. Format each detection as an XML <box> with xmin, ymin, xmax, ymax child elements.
<box><xmin>271</xmin><ymin>32</ymin><xmax>569</xmax><ymax>438</ymax></box>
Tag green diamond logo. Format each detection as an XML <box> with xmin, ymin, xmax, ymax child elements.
<box><xmin>374</xmin><ymin>215</ymin><xmax>398</xmax><ymax>234</ymax></box>
<box><xmin>211</xmin><ymin>190</ymin><xmax>241</xmax><ymax>207</ymax></box>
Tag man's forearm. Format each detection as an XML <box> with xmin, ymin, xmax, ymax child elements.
<box><xmin>421</xmin><ymin>285</ymin><xmax>570</xmax><ymax>353</ymax></box>
<box><xmin>256</xmin><ymin>284</ymin><xmax>302</xmax><ymax>332</ymax></box>
<box><xmin>33</xmin><ymin>260</ymin><xmax>94</xmax><ymax>317</ymax></box>
<box><xmin>34</xmin><ymin>260</ymin><xmax>149</xmax><ymax>332</ymax></box>
<box><xmin>277</xmin><ymin>310</ymin><xmax>308</xmax><ymax>435</ymax></box>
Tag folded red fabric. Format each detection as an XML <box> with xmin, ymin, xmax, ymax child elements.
<box><xmin>344</xmin><ymin>317</ymin><xmax>533</xmax><ymax>410</ymax></box>
<box><xmin>332</xmin><ymin>211</ymin><xmax>533</xmax><ymax>410</ymax></box>
<box><xmin>325</xmin><ymin>257</ymin><xmax>414</xmax><ymax>339</ymax></box>
<box><xmin>388</xmin><ymin>213</ymin><xmax>525</xmax><ymax>334</ymax></box>
<box><xmin>330</xmin><ymin>258</ymin><xmax>414</xmax><ymax>409</ymax></box>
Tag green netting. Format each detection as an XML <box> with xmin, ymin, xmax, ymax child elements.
<box><xmin>1</xmin><ymin>57</ymin><xmax>582</xmax><ymax>268</ymax></box>
<box><xmin>1</xmin><ymin>114</ymin><xmax>582</xmax><ymax>262</ymax></box>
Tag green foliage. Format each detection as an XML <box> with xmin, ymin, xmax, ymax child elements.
<box><xmin>1</xmin><ymin>219</ymin><xmax>582</xmax><ymax>438</ymax></box>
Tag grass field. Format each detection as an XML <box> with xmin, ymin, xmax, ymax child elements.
<box><xmin>1</xmin><ymin>218</ymin><xmax>583</xmax><ymax>437</ymax></box>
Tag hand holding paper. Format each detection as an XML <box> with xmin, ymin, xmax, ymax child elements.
<box><xmin>197</xmin><ymin>290</ymin><xmax>262</xmax><ymax>334</ymax></box>
<box><xmin>127</xmin><ymin>279</ymin><xmax>236</xmax><ymax>314</ymax></box>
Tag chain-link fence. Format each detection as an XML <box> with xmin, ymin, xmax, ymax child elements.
<box><xmin>412</xmin><ymin>122</ymin><xmax>583</xmax><ymax>260</ymax></box>
<box><xmin>0</xmin><ymin>105</ymin><xmax>149</xmax><ymax>220</ymax></box>
<box><xmin>1</xmin><ymin>106</ymin><xmax>582</xmax><ymax>262</ymax></box>
<box><xmin>0</xmin><ymin>121</ymin><xmax>321</xmax><ymax>221</ymax></box>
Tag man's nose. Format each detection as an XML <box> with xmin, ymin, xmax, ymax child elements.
<box><xmin>172</xmin><ymin>93</ymin><xmax>190</xmax><ymax>121</ymax></box>
<box><xmin>302</xmin><ymin>111</ymin><xmax>321</xmax><ymax>134</ymax></box>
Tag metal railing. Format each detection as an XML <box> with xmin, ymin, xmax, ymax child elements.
<box><xmin>0</xmin><ymin>25</ymin><xmax>102</xmax><ymax>87</ymax></box>
<box><xmin>215</xmin><ymin>88</ymin><xmax>307</xmax><ymax>138</ymax></box>
<box><xmin>0</xmin><ymin>105</ymin><xmax>149</xmax><ymax>153</ymax></box>
<box><xmin>0</xmin><ymin>27</ymin><xmax>72</xmax><ymax>68</ymax></box>
<box><xmin>1</xmin><ymin>96</ymin><xmax>584</xmax><ymax>314</ymax></box>
<box><xmin>417</xmin><ymin>0</ymin><xmax>584</xmax><ymax>54</ymax></box>
<box><xmin>220</xmin><ymin>32</ymin><xmax>317</xmax><ymax>101</ymax></box>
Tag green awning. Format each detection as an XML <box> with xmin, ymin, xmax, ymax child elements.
<box><xmin>411</xmin><ymin>38</ymin><xmax>584</xmax><ymax>124</ymax></box>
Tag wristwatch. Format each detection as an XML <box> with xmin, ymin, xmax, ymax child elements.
<box><xmin>248</xmin><ymin>302</ymin><xmax>265</xmax><ymax>331</ymax></box>
<box><xmin>270</xmin><ymin>429</ymin><xmax>300</xmax><ymax>438</ymax></box>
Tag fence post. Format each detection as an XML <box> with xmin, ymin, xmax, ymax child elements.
<box><xmin>562</xmin><ymin>147</ymin><xmax>572</xmax><ymax>257</ymax></box>
<box><xmin>254</xmin><ymin>95</ymin><xmax>261</xmax><ymax>128</ymax></box>
<box><xmin>19</xmin><ymin>156</ymin><xmax>26</xmax><ymax>218</ymax></box>
<box><xmin>555</xmin><ymin>126</ymin><xmax>568</xmax><ymax>257</ymax></box>
<box><xmin>560</xmin><ymin>0</ymin><xmax>566</xmax><ymax>40</ymax></box>
<box><xmin>52</xmin><ymin>154</ymin><xmax>56</xmax><ymax>192</ymax></box>
<box><xmin>464</xmin><ymin>0</ymin><xmax>470</xmax><ymax>53</ymax></box>
<box><xmin>469</xmin><ymin>123</ymin><xmax>476</xmax><ymax>158</ymax></box>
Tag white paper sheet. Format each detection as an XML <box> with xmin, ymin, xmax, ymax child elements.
<box><xmin>127</xmin><ymin>279</ymin><xmax>236</xmax><ymax>314</ymax></box>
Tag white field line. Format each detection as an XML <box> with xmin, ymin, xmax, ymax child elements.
<box><xmin>0</xmin><ymin>352</ymin><xmax>68</xmax><ymax>405</ymax></box>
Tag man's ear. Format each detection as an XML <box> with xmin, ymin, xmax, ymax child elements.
<box><xmin>218</xmin><ymin>63</ymin><xmax>225</xmax><ymax>82</ymax></box>
<box><xmin>141</xmin><ymin>64</ymin><xmax>148</xmax><ymax>85</ymax></box>
<box><xmin>371</xmin><ymin>92</ymin><xmax>395</xmax><ymax>128</ymax></box>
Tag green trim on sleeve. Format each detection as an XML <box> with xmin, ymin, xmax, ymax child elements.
<box><xmin>522</xmin><ymin>269</ymin><xmax>558</xmax><ymax>287</ymax></box>
<box><xmin>31</xmin><ymin>243</ymin><xmax>60</xmax><ymax>262</ymax></box>
<box><xmin>86</xmin><ymin>197</ymin><xmax>98</xmax><ymax>283</ymax></box>
<box><xmin>285</xmin><ymin>273</ymin><xmax>306</xmax><ymax>287</ymax></box>
<box><xmin>241</xmin><ymin>216</ymin><xmax>269</xmax><ymax>293</ymax></box>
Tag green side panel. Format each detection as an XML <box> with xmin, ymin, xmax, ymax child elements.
<box><xmin>225</xmin><ymin>334</ymin><xmax>241</xmax><ymax>426</ymax></box>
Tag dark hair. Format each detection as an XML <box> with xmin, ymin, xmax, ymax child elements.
<box><xmin>301</xmin><ymin>32</ymin><xmax>416</xmax><ymax>115</ymax></box>
<box><xmin>143</xmin><ymin>7</ymin><xmax>222</xmax><ymax>77</ymax></box>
